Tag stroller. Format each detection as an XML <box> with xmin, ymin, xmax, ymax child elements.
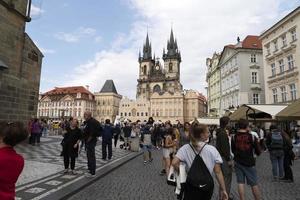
<box><xmin>119</xmin><ymin>134</ymin><xmax>126</xmax><ymax>149</ymax></box>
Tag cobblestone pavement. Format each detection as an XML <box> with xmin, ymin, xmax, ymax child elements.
<box><xmin>14</xmin><ymin>136</ymin><xmax>135</xmax><ymax>200</ymax></box>
<box><xmin>69</xmin><ymin>150</ymin><xmax>300</xmax><ymax>200</ymax></box>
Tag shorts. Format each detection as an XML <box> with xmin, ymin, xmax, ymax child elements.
<box><xmin>162</xmin><ymin>148</ymin><xmax>173</xmax><ymax>159</ymax></box>
<box><xmin>235</xmin><ymin>162</ymin><xmax>258</xmax><ymax>186</ymax></box>
<box><xmin>142</xmin><ymin>144</ymin><xmax>152</xmax><ymax>151</ymax></box>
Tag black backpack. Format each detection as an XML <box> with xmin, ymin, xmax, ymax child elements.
<box><xmin>184</xmin><ymin>144</ymin><xmax>214</xmax><ymax>200</ymax></box>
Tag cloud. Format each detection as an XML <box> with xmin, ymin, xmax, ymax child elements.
<box><xmin>94</xmin><ymin>36</ymin><xmax>102</xmax><ymax>43</ymax></box>
<box><xmin>66</xmin><ymin>0</ymin><xmax>295</xmax><ymax>98</ymax></box>
<box><xmin>54</xmin><ymin>27</ymin><xmax>97</xmax><ymax>43</ymax></box>
<box><xmin>30</xmin><ymin>4</ymin><xmax>45</xmax><ymax>17</ymax></box>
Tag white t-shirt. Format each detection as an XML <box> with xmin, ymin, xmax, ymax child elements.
<box><xmin>175</xmin><ymin>142</ymin><xmax>223</xmax><ymax>175</ymax></box>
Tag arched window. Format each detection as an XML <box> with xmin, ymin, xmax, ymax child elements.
<box><xmin>153</xmin><ymin>85</ymin><xmax>161</xmax><ymax>93</ymax></box>
<box><xmin>132</xmin><ymin>109</ymin><xmax>137</xmax><ymax>117</ymax></box>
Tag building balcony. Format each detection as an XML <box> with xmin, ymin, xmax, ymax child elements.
<box><xmin>267</xmin><ymin>67</ymin><xmax>299</xmax><ymax>84</ymax></box>
<box><xmin>250</xmin><ymin>83</ymin><xmax>262</xmax><ymax>90</ymax></box>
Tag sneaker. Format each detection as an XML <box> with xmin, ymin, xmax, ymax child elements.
<box><xmin>149</xmin><ymin>158</ymin><xmax>153</xmax><ymax>162</ymax></box>
<box><xmin>63</xmin><ymin>169</ymin><xmax>69</xmax><ymax>174</ymax></box>
<box><xmin>143</xmin><ymin>161</ymin><xmax>147</xmax><ymax>165</ymax></box>
<box><xmin>84</xmin><ymin>173</ymin><xmax>96</xmax><ymax>178</ymax></box>
<box><xmin>71</xmin><ymin>170</ymin><xmax>77</xmax><ymax>175</ymax></box>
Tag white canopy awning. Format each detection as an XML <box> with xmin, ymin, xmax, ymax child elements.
<box><xmin>229</xmin><ymin>104</ymin><xmax>288</xmax><ymax>121</ymax></box>
<box><xmin>192</xmin><ymin>118</ymin><xmax>220</xmax><ymax>125</ymax></box>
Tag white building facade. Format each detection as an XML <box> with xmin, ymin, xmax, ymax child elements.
<box><xmin>260</xmin><ymin>6</ymin><xmax>300</xmax><ymax>104</ymax></box>
<box><xmin>219</xmin><ymin>36</ymin><xmax>265</xmax><ymax>115</ymax></box>
<box><xmin>38</xmin><ymin>86</ymin><xmax>95</xmax><ymax>121</ymax></box>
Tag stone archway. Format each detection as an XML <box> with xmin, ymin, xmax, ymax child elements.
<box><xmin>153</xmin><ymin>84</ymin><xmax>161</xmax><ymax>93</ymax></box>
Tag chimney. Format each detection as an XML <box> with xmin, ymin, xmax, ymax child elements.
<box><xmin>85</xmin><ymin>85</ymin><xmax>90</xmax><ymax>91</ymax></box>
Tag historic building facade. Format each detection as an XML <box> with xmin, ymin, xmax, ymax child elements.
<box><xmin>119</xmin><ymin>97</ymin><xmax>150</xmax><ymax>122</ymax></box>
<box><xmin>218</xmin><ymin>36</ymin><xmax>265</xmax><ymax>115</ymax></box>
<box><xmin>37</xmin><ymin>86</ymin><xmax>95</xmax><ymax>122</ymax></box>
<box><xmin>119</xmin><ymin>30</ymin><xmax>207</xmax><ymax>123</ymax></box>
<box><xmin>0</xmin><ymin>0</ymin><xmax>43</xmax><ymax>122</ymax></box>
<box><xmin>260</xmin><ymin>6</ymin><xmax>300</xmax><ymax>104</ymax></box>
<box><xmin>94</xmin><ymin>80</ymin><xmax>122</xmax><ymax>123</ymax></box>
<box><xmin>137</xmin><ymin>30</ymin><xmax>183</xmax><ymax>100</ymax></box>
<box><xmin>206</xmin><ymin>53</ymin><xmax>221</xmax><ymax>117</ymax></box>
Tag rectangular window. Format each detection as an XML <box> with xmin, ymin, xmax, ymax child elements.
<box><xmin>271</xmin><ymin>63</ymin><xmax>276</xmax><ymax>76</ymax></box>
<box><xmin>282</xmin><ymin>35</ymin><xmax>287</xmax><ymax>46</ymax></box>
<box><xmin>274</xmin><ymin>40</ymin><xmax>278</xmax><ymax>51</ymax></box>
<box><xmin>250</xmin><ymin>54</ymin><xmax>256</xmax><ymax>63</ymax></box>
<box><xmin>287</xmin><ymin>55</ymin><xmax>294</xmax><ymax>70</ymax></box>
<box><xmin>253</xmin><ymin>94</ymin><xmax>259</xmax><ymax>104</ymax></box>
<box><xmin>273</xmin><ymin>88</ymin><xmax>278</xmax><ymax>103</ymax></box>
<box><xmin>251</xmin><ymin>72</ymin><xmax>258</xmax><ymax>83</ymax></box>
<box><xmin>279</xmin><ymin>59</ymin><xmax>284</xmax><ymax>73</ymax></box>
<box><xmin>291</xmin><ymin>29</ymin><xmax>297</xmax><ymax>41</ymax></box>
<box><xmin>281</xmin><ymin>86</ymin><xmax>287</xmax><ymax>102</ymax></box>
<box><xmin>266</xmin><ymin>45</ymin><xmax>270</xmax><ymax>55</ymax></box>
<box><xmin>290</xmin><ymin>84</ymin><xmax>297</xmax><ymax>101</ymax></box>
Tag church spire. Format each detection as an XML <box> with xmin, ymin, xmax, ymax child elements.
<box><xmin>142</xmin><ymin>32</ymin><xmax>152</xmax><ymax>60</ymax></box>
<box><xmin>163</xmin><ymin>28</ymin><xmax>181</xmax><ymax>62</ymax></box>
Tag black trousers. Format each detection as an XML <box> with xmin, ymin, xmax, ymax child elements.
<box><xmin>102</xmin><ymin>140</ymin><xmax>112</xmax><ymax>160</ymax></box>
<box><xmin>64</xmin><ymin>155</ymin><xmax>76</xmax><ymax>170</ymax></box>
<box><xmin>86</xmin><ymin>141</ymin><xmax>96</xmax><ymax>175</ymax></box>
<box><xmin>284</xmin><ymin>155</ymin><xmax>294</xmax><ymax>181</ymax></box>
<box><xmin>114</xmin><ymin>134</ymin><xmax>119</xmax><ymax>147</ymax></box>
<box><xmin>30</xmin><ymin>134</ymin><xmax>39</xmax><ymax>144</ymax></box>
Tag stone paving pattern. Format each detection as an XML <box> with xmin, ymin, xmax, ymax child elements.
<box><xmin>15</xmin><ymin>136</ymin><xmax>134</xmax><ymax>200</ymax></box>
<box><xmin>69</xmin><ymin>150</ymin><xmax>300</xmax><ymax>200</ymax></box>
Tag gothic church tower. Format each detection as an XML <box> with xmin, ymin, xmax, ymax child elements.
<box><xmin>136</xmin><ymin>29</ymin><xmax>182</xmax><ymax>100</ymax></box>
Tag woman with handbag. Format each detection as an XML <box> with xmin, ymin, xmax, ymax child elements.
<box><xmin>61</xmin><ymin>118</ymin><xmax>82</xmax><ymax>175</ymax></box>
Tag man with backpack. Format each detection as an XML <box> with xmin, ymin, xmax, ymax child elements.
<box><xmin>83</xmin><ymin>111</ymin><xmax>102</xmax><ymax>177</ymax></box>
<box><xmin>231</xmin><ymin>119</ymin><xmax>261</xmax><ymax>200</ymax></box>
<box><xmin>266</xmin><ymin>124</ymin><xmax>287</xmax><ymax>182</ymax></box>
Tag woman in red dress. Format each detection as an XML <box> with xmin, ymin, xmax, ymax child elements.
<box><xmin>0</xmin><ymin>121</ymin><xmax>28</xmax><ymax>200</ymax></box>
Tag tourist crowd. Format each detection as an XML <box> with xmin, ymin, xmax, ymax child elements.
<box><xmin>0</xmin><ymin>113</ymin><xmax>298</xmax><ymax>200</ymax></box>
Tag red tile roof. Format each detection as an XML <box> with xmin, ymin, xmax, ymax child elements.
<box><xmin>44</xmin><ymin>86</ymin><xmax>94</xmax><ymax>96</ymax></box>
<box><xmin>225</xmin><ymin>35</ymin><xmax>262</xmax><ymax>50</ymax></box>
<box><xmin>241</xmin><ymin>35</ymin><xmax>262</xmax><ymax>49</ymax></box>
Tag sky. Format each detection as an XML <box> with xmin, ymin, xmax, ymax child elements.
<box><xmin>27</xmin><ymin>0</ymin><xmax>300</xmax><ymax>99</ymax></box>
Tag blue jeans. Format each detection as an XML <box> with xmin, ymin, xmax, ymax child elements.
<box><xmin>270</xmin><ymin>150</ymin><xmax>284</xmax><ymax>178</ymax></box>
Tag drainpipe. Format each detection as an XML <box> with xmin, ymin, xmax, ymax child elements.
<box><xmin>26</xmin><ymin>0</ymin><xmax>32</xmax><ymax>22</ymax></box>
